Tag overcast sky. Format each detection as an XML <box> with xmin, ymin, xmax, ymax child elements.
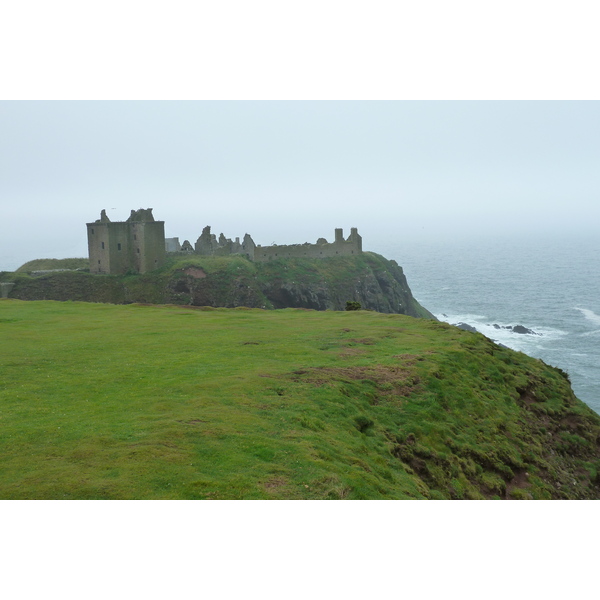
<box><xmin>1</xmin><ymin>100</ymin><xmax>599</xmax><ymax>271</ymax></box>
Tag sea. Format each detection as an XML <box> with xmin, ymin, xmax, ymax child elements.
<box><xmin>373</xmin><ymin>232</ymin><xmax>600</xmax><ymax>415</ymax></box>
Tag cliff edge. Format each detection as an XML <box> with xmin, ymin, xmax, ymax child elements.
<box><xmin>1</xmin><ymin>300</ymin><xmax>599</xmax><ymax>499</ymax></box>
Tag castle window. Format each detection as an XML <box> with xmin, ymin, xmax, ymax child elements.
<box><xmin>101</xmin><ymin>242</ymin><xmax>105</xmax><ymax>249</ymax></box>
<box><xmin>134</xmin><ymin>234</ymin><xmax>137</xmax><ymax>240</ymax></box>
<box><xmin>98</xmin><ymin>260</ymin><xmax>100</xmax><ymax>264</ymax></box>
<box><xmin>118</xmin><ymin>243</ymin><xmax>121</xmax><ymax>251</ymax></box>
<box><xmin>91</xmin><ymin>228</ymin><xmax>94</xmax><ymax>234</ymax></box>
<box><xmin>137</xmin><ymin>248</ymin><xmax>140</xmax><ymax>253</ymax></box>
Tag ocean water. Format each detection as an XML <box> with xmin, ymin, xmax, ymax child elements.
<box><xmin>372</xmin><ymin>233</ymin><xmax>600</xmax><ymax>415</ymax></box>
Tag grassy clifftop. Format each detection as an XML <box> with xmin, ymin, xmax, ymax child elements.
<box><xmin>14</xmin><ymin>257</ymin><xmax>90</xmax><ymax>273</ymax></box>
<box><xmin>1</xmin><ymin>299</ymin><xmax>599</xmax><ymax>499</ymax></box>
<box><xmin>5</xmin><ymin>253</ymin><xmax>434</xmax><ymax>318</ymax></box>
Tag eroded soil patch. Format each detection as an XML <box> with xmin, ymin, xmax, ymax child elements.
<box><xmin>183</xmin><ymin>267</ymin><xmax>207</xmax><ymax>279</ymax></box>
<box><xmin>287</xmin><ymin>360</ymin><xmax>421</xmax><ymax>399</ymax></box>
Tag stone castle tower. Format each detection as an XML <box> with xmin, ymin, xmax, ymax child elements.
<box><xmin>87</xmin><ymin>209</ymin><xmax>165</xmax><ymax>274</ymax></box>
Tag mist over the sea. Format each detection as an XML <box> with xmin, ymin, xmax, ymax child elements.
<box><xmin>2</xmin><ymin>101</ymin><xmax>600</xmax><ymax>272</ymax></box>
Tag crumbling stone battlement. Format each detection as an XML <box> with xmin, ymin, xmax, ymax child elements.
<box><xmin>127</xmin><ymin>208</ymin><xmax>155</xmax><ymax>222</ymax></box>
<box><xmin>167</xmin><ymin>226</ymin><xmax>362</xmax><ymax>262</ymax></box>
<box><xmin>253</xmin><ymin>228</ymin><xmax>362</xmax><ymax>261</ymax></box>
<box><xmin>191</xmin><ymin>226</ymin><xmax>257</xmax><ymax>260</ymax></box>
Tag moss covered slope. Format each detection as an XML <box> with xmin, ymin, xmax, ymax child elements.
<box><xmin>5</xmin><ymin>253</ymin><xmax>434</xmax><ymax>318</ymax></box>
<box><xmin>1</xmin><ymin>299</ymin><xmax>599</xmax><ymax>500</ymax></box>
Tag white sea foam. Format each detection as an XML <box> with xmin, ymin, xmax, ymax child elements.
<box><xmin>435</xmin><ymin>313</ymin><xmax>487</xmax><ymax>324</ymax></box>
<box><xmin>436</xmin><ymin>312</ymin><xmax>568</xmax><ymax>353</ymax></box>
<box><xmin>580</xmin><ymin>330</ymin><xmax>600</xmax><ymax>338</ymax></box>
<box><xmin>379</xmin><ymin>236</ymin><xmax>600</xmax><ymax>413</ymax></box>
<box><xmin>575</xmin><ymin>307</ymin><xmax>600</xmax><ymax>327</ymax></box>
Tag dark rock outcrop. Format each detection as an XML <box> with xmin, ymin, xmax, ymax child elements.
<box><xmin>492</xmin><ymin>323</ymin><xmax>540</xmax><ymax>336</ymax></box>
<box><xmin>455</xmin><ymin>322</ymin><xmax>479</xmax><ymax>333</ymax></box>
<box><xmin>512</xmin><ymin>325</ymin><xmax>539</xmax><ymax>335</ymax></box>
<box><xmin>255</xmin><ymin>254</ymin><xmax>434</xmax><ymax>317</ymax></box>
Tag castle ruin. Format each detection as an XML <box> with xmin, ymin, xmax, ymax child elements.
<box><xmin>167</xmin><ymin>225</ymin><xmax>362</xmax><ymax>262</ymax></box>
<box><xmin>87</xmin><ymin>209</ymin><xmax>166</xmax><ymax>274</ymax></box>
<box><xmin>253</xmin><ymin>227</ymin><xmax>362</xmax><ymax>261</ymax></box>
<box><xmin>88</xmin><ymin>209</ymin><xmax>362</xmax><ymax>274</ymax></box>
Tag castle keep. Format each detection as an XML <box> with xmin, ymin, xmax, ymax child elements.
<box><xmin>88</xmin><ymin>209</ymin><xmax>362</xmax><ymax>274</ymax></box>
<box><xmin>87</xmin><ymin>209</ymin><xmax>166</xmax><ymax>274</ymax></box>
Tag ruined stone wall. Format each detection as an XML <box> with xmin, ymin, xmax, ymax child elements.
<box><xmin>194</xmin><ymin>226</ymin><xmax>255</xmax><ymax>260</ymax></box>
<box><xmin>106</xmin><ymin>222</ymin><xmax>131</xmax><ymax>274</ymax></box>
<box><xmin>135</xmin><ymin>221</ymin><xmax>166</xmax><ymax>273</ymax></box>
<box><xmin>181</xmin><ymin>240</ymin><xmax>194</xmax><ymax>253</ymax></box>
<box><xmin>241</xmin><ymin>234</ymin><xmax>256</xmax><ymax>261</ymax></box>
<box><xmin>87</xmin><ymin>222</ymin><xmax>111</xmax><ymax>274</ymax></box>
<box><xmin>165</xmin><ymin>238</ymin><xmax>181</xmax><ymax>252</ymax></box>
<box><xmin>189</xmin><ymin>226</ymin><xmax>360</xmax><ymax>262</ymax></box>
<box><xmin>253</xmin><ymin>228</ymin><xmax>362</xmax><ymax>262</ymax></box>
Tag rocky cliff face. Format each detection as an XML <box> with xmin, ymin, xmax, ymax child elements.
<box><xmin>256</xmin><ymin>253</ymin><xmax>433</xmax><ymax>317</ymax></box>
<box><xmin>6</xmin><ymin>252</ymin><xmax>435</xmax><ymax>318</ymax></box>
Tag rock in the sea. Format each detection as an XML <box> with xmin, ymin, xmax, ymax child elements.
<box><xmin>512</xmin><ymin>325</ymin><xmax>539</xmax><ymax>335</ymax></box>
<box><xmin>455</xmin><ymin>322</ymin><xmax>479</xmax><ymax>334</ymax></box>
<box><xmin>490</xmin><ymin>323</ymin><xmax>540</xmax><ymax>336</ymax></box>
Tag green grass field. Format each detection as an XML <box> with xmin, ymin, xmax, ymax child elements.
<box><xmin>2</xmin><ymin>299</ymin><xmax>600</xmax><ymax>499</ymax></box>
